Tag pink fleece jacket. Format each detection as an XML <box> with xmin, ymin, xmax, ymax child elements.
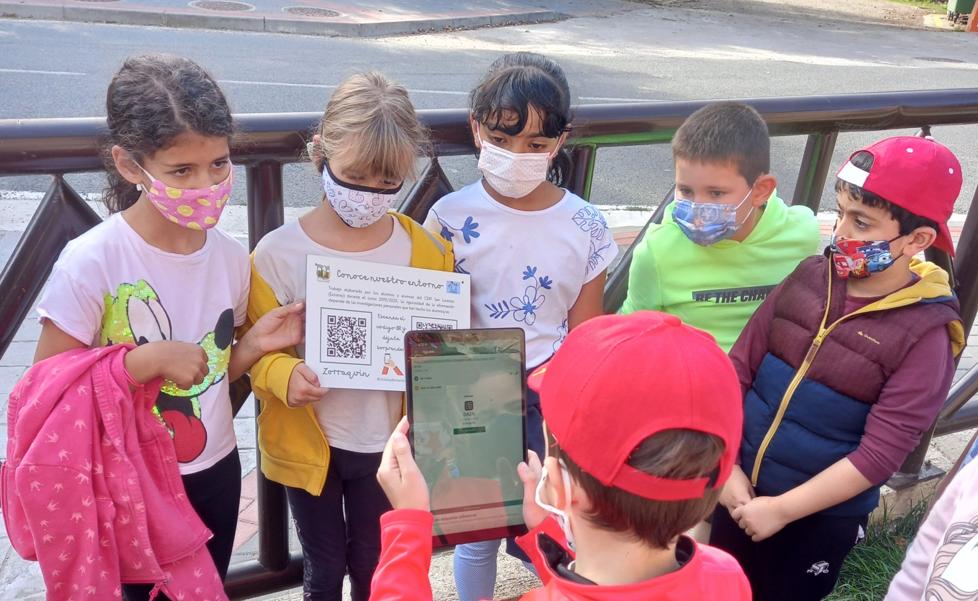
<box><xmin>1</xmin><ymin>345</ymin><xmax>227</xmax><ymax>600</ymax></box>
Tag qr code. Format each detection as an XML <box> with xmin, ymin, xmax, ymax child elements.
<box><xmin>321</xmin><ymin>308</ymin><xmax>371</xmax><ymax>365</ymax></box>
<box><xmin>412</xmin><ymin>316</ymin><xmax>457</xmax><ymax>331</ymax></box>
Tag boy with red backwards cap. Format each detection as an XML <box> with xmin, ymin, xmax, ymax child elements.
<box><xmin>368</xmin><ymin>311</ymin><xmax>751</xmax><ymax>600</ymax></box>
<box><xmin>711</xmin><ymin>136</ymin><xmax>967</xmax><ymax>601</ymax></box>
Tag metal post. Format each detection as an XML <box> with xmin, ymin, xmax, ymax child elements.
<box><xmin>245</xmin><ymin>160</ymin><xmax>290</xmax><ymax>572</ymax></box>
<box><xmin>791</xmin><ymin>131</ymin><xmax>838</xmax><ymax>211</ymax></box>
<box><xmin>399</xmin><ymin>157</ymin><xmax>454</xmax><ymax>223</ymax></box>
<box><xmin>936</xmin><ymin>363</ymin><xmax>978</xmax><ymax>433</ymax></box>
<box><xmin>954</xmin><ymin>183</ymin><xmax>978</xmax><ymax>336</ymax></box>
<box><xmin>0</xmin><ymin>177</ymin><xmax>101</xmax><ymax>357</ymax></box>
<box><xmin>226</xmin><ymin>555</ymin><xmax>304</xmax><ymax>600</ymax></box>
<box><xmin>890</xmin><ymin>420</ymin><xmax>944</xmax><ymax>488</ymax></box>
<box><xmin>567</xmin><ymin>145</ymin><xmax>596</xmax><ymax>200</ymax></box>
<box><xmin>602</xmin><ymin>187</ymin><xmax>674</xmax><ymax>313</ymax></box>
<box><xmin>246</xmin><ymin>161</ymin><xmax>285</xmax><ymax>251</ymax></box>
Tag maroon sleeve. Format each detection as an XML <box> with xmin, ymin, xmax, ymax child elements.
<box><xmin>728</xmin><ymin>281</ymin><xmax>782</xmax><ymax>396</ymax></box>
<box><xmin>847</xmin><ymin>326</ymin><xmax>955</xmax><ymax>484</ymax></box>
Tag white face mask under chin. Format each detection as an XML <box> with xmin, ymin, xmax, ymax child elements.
<box><xmin>534</xmin><ymin>462</ymin><xmax>576</xmax><ymax>551</ymax></box>
<box><xmin>477</xmin><ymin>140</ymin><xmax>553</xmax><ymax>199</ymax></box>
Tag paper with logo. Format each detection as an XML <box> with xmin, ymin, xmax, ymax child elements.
<box><xmin>305</xmin><ymin>255</ymin><xmax>471</xmax><ymax>391</ymax></box>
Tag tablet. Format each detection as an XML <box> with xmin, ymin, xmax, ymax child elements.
<box><xmin>405</xmin><ymin>328</ymin><xmax>527</xmax><ymax>547</ymax></box>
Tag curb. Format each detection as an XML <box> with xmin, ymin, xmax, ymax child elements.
<box><xmin>922</xmin><ymin>12</ymin><xmax>967</xmax><ymax>31</ymax></box>
<box><xmin>0</xmin><ymin>2</ymin><xmax>565</xmax><ymax>36</ymax></box>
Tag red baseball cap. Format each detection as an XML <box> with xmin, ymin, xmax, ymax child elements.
<box><xmin>836</xmin><ymin>136</ymin><xmax>962</xmax><ymax>256</ymax></box>
<box><xmin>527</xmin><ymin>311</ymin><xmax>742</xmax><ymax>501</ymax></box>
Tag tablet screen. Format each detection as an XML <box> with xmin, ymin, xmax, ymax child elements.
<box><xmin>405</xmin><ymin>329</ymin><xmax>527</xmax><ymax>547</ymax></box>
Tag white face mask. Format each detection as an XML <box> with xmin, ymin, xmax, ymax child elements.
<box><xmin>534</xmin><ymin>461</ymin><xmax>576</xmax><ymax>551</ymax></box>
<box><xmin>322</xmin><ymin>162</ymin><xmax>402</xmax><ymax>228</ymax></box>
<box><xmin>477</xmin><ymin>139</ymin><xmax>553</xmax><ymax>199</ymax></box>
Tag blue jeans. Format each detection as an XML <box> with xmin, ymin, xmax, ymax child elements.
<box><xmin>454</xmin><ymin>386</ymin><xmax>543</xmax><ymax>601</ymax></box>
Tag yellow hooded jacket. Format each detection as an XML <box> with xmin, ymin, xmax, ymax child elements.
<box><xmin>247</xmin><ymin>213</ymin><xmax>454</xmax><ymax>495</ymax></box>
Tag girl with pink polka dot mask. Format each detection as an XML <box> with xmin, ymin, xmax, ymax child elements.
<box><xmin>32</xmin><ymin>53</ymin><xmax>306</xmax><ymax>600</ymax></box>
<box><xmin>134</xmin><ymin>161</ymin><xmax>233</xmax><ymax>230</ymax></box>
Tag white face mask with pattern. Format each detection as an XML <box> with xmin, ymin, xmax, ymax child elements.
<box><xmin>322</xmin><ymin>161</ymin><xmax>402</xmax><ymax>228</ymax></box>
<box><xmin>477</xmin><ymin>140</ymin><xmax>554</xmax><ymax>199</ymax></box>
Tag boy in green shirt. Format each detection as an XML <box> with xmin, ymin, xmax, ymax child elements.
<box><xmin>621</xmin><ymin>102</ymin><xmax>820</xmax><ymax>351</ymax></box>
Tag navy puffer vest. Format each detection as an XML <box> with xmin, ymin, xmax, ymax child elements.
<box><xmin>740</xmin><ymin>256</ymin><xmax>959</xmax><ymax>517</ymax></box>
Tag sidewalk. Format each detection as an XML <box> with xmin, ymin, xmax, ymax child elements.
<box><xmin>0</xmin><ymin>0</ymin><xmax>579</xmax><ymax>37</ymax></box>
<box><xmin>1</xmin><ymin>207</ymin><xmax>976</xmax><ymax>599</ymax></box>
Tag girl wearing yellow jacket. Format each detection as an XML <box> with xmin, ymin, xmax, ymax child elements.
<box><xmin>247</xmin><ymin>72</ymin><xmax>453</xmax><ymax>601</ymax></box>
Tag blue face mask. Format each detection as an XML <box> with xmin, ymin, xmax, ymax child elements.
<box><xmin>672</xmin><ymin>188</ymin><xmax>754</xmax><ymax>246</ymax></box>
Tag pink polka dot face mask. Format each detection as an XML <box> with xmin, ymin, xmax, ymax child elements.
<box><xmin>136</xmin><ymin>163</ymin><xmax>233</xmax><ymax>231</ymax></box>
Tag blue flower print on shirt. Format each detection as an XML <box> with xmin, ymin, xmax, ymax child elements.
<box><xmin>485</xmin><ymin>265</ymin><xmax>552</xmax><ymax>325</ymax></box>
<box><xmin>454</xmin><ymin>258</ymin><xmax>470</xmax><ymax>275</ymax></box>
<box><xmin>572</xmin><ymin>206</ymin><xmax>609</xmax><ymax>241</ymax></box>
<box><xmin>553</xmin><ymin>318</ymin><xmax>569</xmax><ymax>353</ymax></box>
<box><xmin>586</xmin><ymin>240</ymin><xmax>614</xmax><ymax>275</ymax></box>
<box><xmin>511</xmin><ymin>285</ymin><xmax>545</xmax><ymax>326</ymax></box>
<box><xmin>434</xmin><ymin>210</ymin><xmax>481</xmax><ymax>245</ymax></box>
<box><xmin>522</xmin><ymin>266</ymin><xmax>551</xmax><ymax>288</ymax></box>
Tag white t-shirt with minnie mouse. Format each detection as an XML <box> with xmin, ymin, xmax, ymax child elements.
<box><xmin>424</xmin><ymin>181</ymin><xmax>617</xmax><ymax>368</ymax></box>
<box><xmin>36</xmin><ymin>213</ymin><xmax>249</xmax><ymax>475</ymax></box>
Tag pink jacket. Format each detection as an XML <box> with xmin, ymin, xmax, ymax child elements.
<box><xmin>1</xmin><ymin>345</ymin><xmax>227</xmax><ymax>600</ymax></box>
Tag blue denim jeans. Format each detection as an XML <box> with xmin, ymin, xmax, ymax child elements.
<box><xmin>453</xmin><ymin>385</ymin><xmax>544</xmax><ymax>601</ymax></box>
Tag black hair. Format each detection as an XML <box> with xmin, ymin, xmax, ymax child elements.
<box><xmin>671</xmin><ymin>102</ymin><xmax>770</xmax><ymax>184</ymax></box>
<box><xmin>102</xmin><ymin>54</ymin><xmax>233</xmax><ymax>213</ymax></box>
<box><xmin>469</xmin><ymin>52</ymin><xmax>572</xmax><ymax>186</ymax></box>
<box><xmin>834</xmin><ymin>151</ymin><xmax>939</xmax><ymax>235</ymax></box>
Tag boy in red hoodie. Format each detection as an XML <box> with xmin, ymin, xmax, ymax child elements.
<box><xmin>369</xmin><ymin>311</ymin><xmax>751</xmax><ymax>600</ymax></box>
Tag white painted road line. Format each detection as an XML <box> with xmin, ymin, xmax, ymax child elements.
<box><xmin>219</xmin><ymin>79</ymin><xmax>469</xmax><ymax>96</ymax></box>
<box><xmin>578</xmin><ymin>96</ymin><xmax>657</xmax><ymax>103</ymax></box>
<box><xmin>0</xmin><ymin>68</ymin><xmax>85</xmax><ymax>76</ymax></box>
<box><xmin>0</xmin><ymin>73</ymin><xmax>651</xmax><ymax>102</ymax></box>
<box><xmin>219</xmin><ymin>79</ymin><xmax>337</xmax><ymax>90</ymax></box>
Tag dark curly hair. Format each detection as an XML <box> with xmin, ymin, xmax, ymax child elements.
<box><xmin>470</xmin><ymin>52</ymin><xmax>573</xmax><ymax>187</ymax></box>
<box><xmin>102</xmin><ymin>54</ymin><xmax>233</xmax><ymax>213</ymax></box>
<box><xmin>834</xmin><ymin>151</ymin><xmax>939</xmax><ymax>235</ymax></box>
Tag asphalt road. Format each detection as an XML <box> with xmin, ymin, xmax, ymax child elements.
<box><xmin>2</xmin><ymin>3</ymin><xmax>978</xmax><ymax>212</ymax></box>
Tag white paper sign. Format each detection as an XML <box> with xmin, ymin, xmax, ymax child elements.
<box><xmin>305</xmin><ymin>256</ymin><xmax>471</xmax><ymax>391</ymax></box>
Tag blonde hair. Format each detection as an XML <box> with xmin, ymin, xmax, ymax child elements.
<box><xmin>310</xmin><ymin>72</ymin><xmax>428</xmax><ymax>181</ymax></box>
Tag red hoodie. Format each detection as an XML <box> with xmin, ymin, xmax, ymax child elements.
<box><xmin>369</xmin><ymin>509</ymin><xmax>751</xmax><ymax>601</ymax></box>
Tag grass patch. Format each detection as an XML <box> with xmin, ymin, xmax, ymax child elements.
<box><xmin>826</xmin><ymin>501</ymin><xmax>930</xmax><ymax>601</ymax></box>
<box><xmin>887</xmin><ymin>0</ymin><xmax>947</xmax><ymax>13</ymax></box>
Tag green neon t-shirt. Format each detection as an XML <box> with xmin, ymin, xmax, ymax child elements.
<box><xmin>621</xmin><ymin>194</ymin><xmax>820</xmax><ymax>352</ymax></box>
